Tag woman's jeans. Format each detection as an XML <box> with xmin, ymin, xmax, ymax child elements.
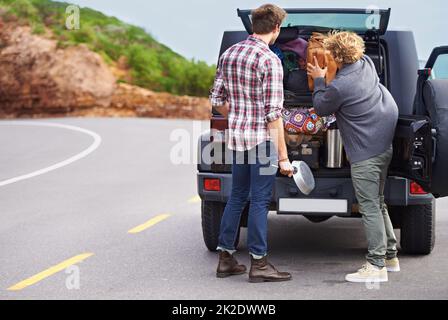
<box><xmin>351</xmin><ymin>146</ymin><xmax>398</xmax><ymax>268</ymax></box>
<box><xmin>217</xmin><ymin>141</ymin><xmax>277</xmax><ymax>256</ymax></box>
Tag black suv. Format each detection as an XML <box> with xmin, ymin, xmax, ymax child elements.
<box><xmin>197</xmin><ymin>8</ymin><xmax>448</xmax><ymax>255</ymax></box>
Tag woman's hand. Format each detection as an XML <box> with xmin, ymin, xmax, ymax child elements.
<box><xmin>307</xmin><ymin>56</ymin><xmax>328</xmax><ymax>80</ymax></box>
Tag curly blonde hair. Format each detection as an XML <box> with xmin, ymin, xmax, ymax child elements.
<box><xmin>323</xmin><ymin>31</ymin><xmax>365</xmax><ymax>65</ymax></box>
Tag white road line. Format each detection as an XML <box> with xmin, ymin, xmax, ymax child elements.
<box><xmin>0</xmin><ymin>121</ymin><xmax>102</xmax><ymax>187</ymax></box>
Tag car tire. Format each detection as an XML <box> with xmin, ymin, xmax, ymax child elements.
<box><xmin>400</xmin><ymin>201</ymin><xmax>436</xmax><ymax>255</ymax></box>
<box><xmin>201</xmin><ymin>201</ymin><xmax>241</xmax><ymax>252</ymax></box>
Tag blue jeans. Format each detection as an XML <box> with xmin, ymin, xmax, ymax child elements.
<box><xmin>217</xmin><ymin>141</ymin><xmax>277</xmax><ymax>256</ymax></box>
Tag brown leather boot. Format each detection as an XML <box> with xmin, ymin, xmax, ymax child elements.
<box><xmin>249</xmin><ymin>256</ymin><xmax>292</xmax><ymax>283</ymax></box>
<box><xmin>216</xmin><ymin>251</ymin><xmax>247</xmax><ymax>278</ymax></box>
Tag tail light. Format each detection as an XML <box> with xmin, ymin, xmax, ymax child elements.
<box><xmin>410</xmin><ymin>181</ymin><xmax>427</xmax><ymax>195</ymax></box>
<box><xmin>204</xmin><ymin>178</ymin><xmax>221</xmax><ymax>191</ymax></box>
<box><xmin>418</xmin><ymin>68</ymin><xmax>432</xmax><ymax>77</ymax></box>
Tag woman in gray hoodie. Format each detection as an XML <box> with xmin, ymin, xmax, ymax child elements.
<box><xmin>307</xmin><ymin>31</ymin><xmax>399</xmax><ymax>283</ymax></box>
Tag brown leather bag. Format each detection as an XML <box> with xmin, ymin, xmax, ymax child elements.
<box><xmin>307</xmin><ymin>33</ymin><xmax>338</xmax><ymax>91</ymax></box>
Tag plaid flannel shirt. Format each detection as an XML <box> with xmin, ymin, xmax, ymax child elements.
<box><xmin>210</xmin><ymin>35</ymin><xmax>284</xmax><ymax>151</ymax></box>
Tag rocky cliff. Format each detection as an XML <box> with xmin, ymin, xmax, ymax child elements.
<box><xmin>0</xmin><ymin>19</ymin><xmax>211</xmax><ymax>120</ymax></box>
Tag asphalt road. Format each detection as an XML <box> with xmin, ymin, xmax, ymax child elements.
<box><xmin>0</xmin><ymin>117</ymin><xmax>447</xmax><ymax>300</ymax></box>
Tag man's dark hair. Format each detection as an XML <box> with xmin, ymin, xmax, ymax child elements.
<box><xmin>251</xmin><ymin>4</ymin><xmax>287</xmax><ymax>34</ymax></box>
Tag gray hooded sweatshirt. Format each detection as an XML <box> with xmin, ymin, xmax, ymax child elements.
<box><xmin>312</xmin><ymin>55</ymin><xmax>399</xmax><ymax>164</ymax></box>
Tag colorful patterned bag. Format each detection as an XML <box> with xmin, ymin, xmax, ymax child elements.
<box><xmin>281</xmin><ymin>107</ymin><xmax>335</xmax><ymax>135</ymax></box>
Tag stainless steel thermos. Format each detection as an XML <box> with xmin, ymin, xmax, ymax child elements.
<box><xmin>325</xmin><ymin>122</ymin><xmax>344</xmax><ymax>168</ymax></box>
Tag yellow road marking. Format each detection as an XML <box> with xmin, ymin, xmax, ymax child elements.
<box><xmin>7</xmin><ymin>252</ymin><xmax>94</xmax><ymax>291</ymax></box>
<box><xmin>128</xmin><ymin>214</ymin><xmax>171</xmax><ymax>234</ymax></box>
<box><xmin>188</xmin><ymin>195</ymin><xmax>201</xmax><ymax>203</ymax></box>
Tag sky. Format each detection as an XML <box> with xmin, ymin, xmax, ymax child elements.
<box><xmin>68</xmin><ymin>0</ymin><xmax>447</xmax><ymax>65</ymax></box>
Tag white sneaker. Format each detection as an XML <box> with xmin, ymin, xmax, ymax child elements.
<box><xmin>385</xmin><ymin>257</ymin><xmax>400</xmax><ymax>272</ymax></box>
<box><xmin>345</xmin><ymin>262</ymin><xmax>388</xmax><ymax>283</ymax></box>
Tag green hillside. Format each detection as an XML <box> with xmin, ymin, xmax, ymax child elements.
<box><xmin>0</xmin><ymin>0</ymin><xmax>215</xmax><ymax>97</ymax></box>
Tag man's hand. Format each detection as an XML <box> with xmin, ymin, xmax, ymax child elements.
<box><xmin>279</xmin><ymin>159</ymin><xmax>294</xmax><ymax>177</ymax></box>
<box><xmin>213</xmin><ymin>103</ymin><xmax>229</xmax><ymax>118</ymax></box>
<box><xmin>307</xmin><ymin>56</ymin><xmax>328</xmax><ymax>80</ymax></box>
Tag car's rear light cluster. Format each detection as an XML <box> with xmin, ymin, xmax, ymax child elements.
<box><xmin>410</xmin><ymin>181</ymin><xmax>428</xmax><ymax>195</ymax></box>
<box><xmin>204</xmin><ymin>178</ymin><xmax>221</xmax><ymax>191</ymax></box>
<box><xmin>418</xmin><ymin>68</ymin><xmax>432</xmax><ymax>77</ymax></box>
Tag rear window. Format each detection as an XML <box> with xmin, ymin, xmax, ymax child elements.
<box><xmin>282</xmin><ymin>12</ymin><xmax>381</xmax><ymax>32</ymax></box>
<box><xmin>237</xmin><ymin>8</ymin><xmax>391</xmax><ymax>35</ymax></box>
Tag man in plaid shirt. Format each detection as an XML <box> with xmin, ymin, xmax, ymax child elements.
<box><xmin>210</xmin><ymin>4</ymin><xmax>293</xmax><ymax>283</ymax></box>
<box><xmin>210</xmin><ymin>34</ymin><xmax>286</xmax><ymax>152</ymax></box>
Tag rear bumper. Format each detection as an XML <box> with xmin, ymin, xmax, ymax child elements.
<box><xmin>197</xmin><ymin>172</ymin><xmax>434</xmax><ymax>216</ymax></box>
